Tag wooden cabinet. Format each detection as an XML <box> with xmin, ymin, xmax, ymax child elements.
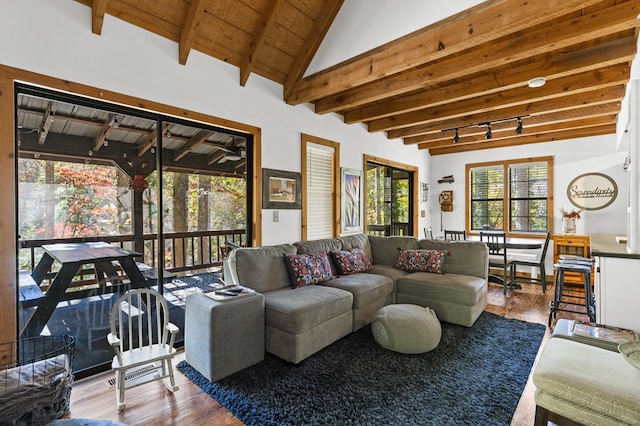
<box><xmin>553</xmin><ymin>234</ymin><xmax>592</xmax><ymax>284</ymax></box>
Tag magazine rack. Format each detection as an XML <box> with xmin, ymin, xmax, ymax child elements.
<box><xmin>0</xmin><ymin>335</ymin><xmax>75</xmax><ymax>425</ymax></box>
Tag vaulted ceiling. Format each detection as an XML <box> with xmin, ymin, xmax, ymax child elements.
<box><xmin>77</xmin><ymin>0</ymin><xmax>640</xmax><ymax>155</ymax></box>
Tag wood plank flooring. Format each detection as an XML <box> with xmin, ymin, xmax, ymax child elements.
<box><xmin>63</xmin><ymin>281</ymin><xmax>588</xmax><ymax>425</ymax></box>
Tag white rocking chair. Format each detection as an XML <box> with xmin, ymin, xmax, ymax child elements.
<box><xmin>107</xmin><ymin>288</ymin><xmax>179</xmax><ymax>410</ymax></box>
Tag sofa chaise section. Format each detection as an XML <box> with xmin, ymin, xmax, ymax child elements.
<box><xmin>396</xmin><ymin>239</ymin><xmax>489</xmax><ymax>327</ymax></box>
<box><xmin>227</xmin><ymin>243</ymin><xmax>354</xmax><ymax>364</ymax></box>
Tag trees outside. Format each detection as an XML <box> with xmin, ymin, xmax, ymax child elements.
<box><xmin>18</xmin><ymin>159</ymin><xmax>247</xmax><ymax>270</ymax></box>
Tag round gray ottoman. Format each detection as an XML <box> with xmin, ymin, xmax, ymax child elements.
<box><xmin>371</xmin><ymin>304</ymin><xmax>442</xmax><ymax>354</ymax></box>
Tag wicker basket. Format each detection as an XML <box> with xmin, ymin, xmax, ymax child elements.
<box><xmin>0</xmin><ymin>335</ymin><xmax>75</xmax><ymax>426</ymax></box>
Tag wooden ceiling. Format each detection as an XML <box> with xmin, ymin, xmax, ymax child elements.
<box><xmin>77</xmin><ymin>0</ymin><xmax>640</xmax><ymax>155</ymax></box>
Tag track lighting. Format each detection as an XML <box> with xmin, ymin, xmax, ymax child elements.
<box><xmin>442</xmin><ymin>115</ymin><xmax>528</xmax><ymax>143</ymax></box>
<box><xmin>485</xmin><ymin>123</ymin><xmax>492</xmax><ymax>139</ymax></box>
<box><xmin>515</xmin><ymin>117</ymin><xmax>523</xmax><ymax>134</ymax></box>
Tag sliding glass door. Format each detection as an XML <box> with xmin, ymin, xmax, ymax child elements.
<box><xmin>366</xmin><ymin>161</ymin><xmax>414</xmax><ymax>236</ymax></box>
<box><xmin>15</xmin><ymin>84</ymin><xmax>252</xmax><ymax>377</ymax></box>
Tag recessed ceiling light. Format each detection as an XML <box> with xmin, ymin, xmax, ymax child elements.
<box><xmin>528</xmin><ymin>77</ymin><xmax>547</xmax><ymax>88</ymax></box>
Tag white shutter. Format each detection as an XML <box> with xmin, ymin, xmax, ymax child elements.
<box><xmin>306</xmin><ymin>143</ymin><xmax>334</xmax><ymax>240</ymax></box>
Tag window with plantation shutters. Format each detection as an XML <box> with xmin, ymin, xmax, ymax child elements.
<box><xmin>509</xmin><ymin>162</ymin><xmax>548</xmax><ymax>232</ymax></box>
<box><xmin>470</xmin><ymin>165</ymin><xmax>504</xmax><ymax>230</ymax></box>
<box><xmin>467</xmin><ymin>156</ymin><xmax>552</xmax><ymax>236</ymax></box>
<box><xmin>301</xmin><ymin>135</ymin><xmax>339</xmax><ymax>240</ymax></box>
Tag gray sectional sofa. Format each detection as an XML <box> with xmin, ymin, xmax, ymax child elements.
<box><xmin>225</xmin><ymin>233</ymin><xmax>489</xmax><ymax>364</ymax></box>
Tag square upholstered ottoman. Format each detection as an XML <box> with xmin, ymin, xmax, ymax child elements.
<box><xmin>185</xmin><ymin>291</ymin><xmax>265</xmax><ymax>382</ymax></box>
<box><xmin>532</xmin><ymin>337</ymin><xmax>640</xmax><ymax>425</ymax></box>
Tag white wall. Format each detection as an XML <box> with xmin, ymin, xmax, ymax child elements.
<box><xmin>428</xmin><ymin>135</ymin><xmax>629</xmax><ymax>237</ymax></box>
<box><xmin>0</xmin><ymin>0</ymin><xmax>429</xmax><ymax>246</ymax></box>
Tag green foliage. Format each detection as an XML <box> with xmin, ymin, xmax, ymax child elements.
<box><xmin>19</xmin><ymin>160</ymin><xmax>247</xmax><ymax>239</ymax></box>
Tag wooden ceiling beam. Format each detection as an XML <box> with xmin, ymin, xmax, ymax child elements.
<box><xmin>283</xmin><ymin>0</ymin><xmax>344</xmax><ymax>100</ymax></box>
<box><xmin>418</xmin><ymin>115</ymin><xmax>617</xmax><ymax>149</ymax></box>
<box><xmin>427</xmin><ymin>124</ymin><xmax>617</xmax><ymax>155</ymax></box>
<box><xmin>240</xmin><ymin>0</ymin><xmax>280</xmax><ymax>86</ymax></box>
<box><xmin>342</xmin><ymin>36</ymin><xmax>637</xmax><ymax>123</ymax></box>
<box><xmin>137</xmin><ymin>123</ymin><xmax>171</xmax><ymax>157</ymax></box>
<box><xmin>387</xmin><ymin>85</ymin><xmax>626</xmax><ymax>139</ymax></box>
<box><xmin>173</xmin><ymin>129</ymin><xmax>212</xmax><ymax>161</ymax></box>
<box><xmin>38</xmin><ymin>102</ymin><xmax>55</xmax><ymax>145</ymax></box>
<box><xmin>206</xmin><ymin>149</ymin><xmax>227</xmax><ymax>166</ymax></box>
<box><xmin>286</xmin><ymin>0</ymin><xmax>611</xmax><ymax>105</ymax></box>
<box><xmin>404</xmin><ymin>104</ymin><xmax>623</xmax><ymax>144</ymax></box>
<box><xmin>179</xmin><ymin>0</ymin><xmax>205</xmax><ymax>65</ymax></box>
<box><xmin>92</xmin><ymin>113</ymin><xmax>119</xmax><ymax>152</ymax></box>
<box><xmin>368</xmin><ymin>64</ymin><xmax>630</xmax><ymax>132</ymax></box>
<box><xmin>313</xmin><ymin>1</ymin><xmax>640</xmax><ymax>113</ymax></box>
<box><xmin>91</xmin><ymin>0</ymin><xmax>108</xmax><ymax>35</ymax></box>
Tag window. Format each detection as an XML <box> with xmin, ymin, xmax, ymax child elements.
<box><xmin>467</xmin><ymin>156</ymin><xmax>553</xmax><ymax>236</ymax></box>
<box><xmin>301</xmin><ymin>134</ymin><xmax>340</xmax><ymax>240</ymax></box>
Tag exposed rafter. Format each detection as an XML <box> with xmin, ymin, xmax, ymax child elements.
<box><xmin>174</xmin><ymin>129</ymin><xmax>213</xmax><ymax>161</ymax></box>
<box><xmin>286</xmin><ymin>0</ymin><xmax>607</xmax><ymax>105</ymax></box>
<box><xmin>93</xmin><ymin>113</ymin><xmax>120</xmax><ymax>152</ymax></box>
<box><xmin>73</xmin><ymin>0</ymin><xmax>640</xmax><ymax>155</ymax></box>
<box><xmin>240</xmin><ymin>0</ymin><xmax>281</xmax><ymax>87</ymax></box>
<box><xmin>91</xmin><ymin>0</ymin><xmax>108</xmax><ymax>35</ymax></box>
<box><xmin>179</xmin><ymin>0</ymin><xmax>205</xmax><ymax>65</ymax></box>
<box><xmin>282</xmin><ymin>0</ymin><xmax>345</xmax><ymax>100</ymax></box>
<box><xmin>38</xmin><ymin>102</ymin><xmax>55</xmax><ymax>145</ymax></box>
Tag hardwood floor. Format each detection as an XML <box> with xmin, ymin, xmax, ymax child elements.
<box><xmin>63</xmin><ymin>281</ymin><xmax>588</xmax><ymax>425</ymax></box>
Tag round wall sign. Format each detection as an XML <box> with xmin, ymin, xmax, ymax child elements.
<box><xmin>567</xmin><ymin>172</ymin><xmax>618</xmax><ymax>210</ymax></box>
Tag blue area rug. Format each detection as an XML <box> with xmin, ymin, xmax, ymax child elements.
<box><xmin>177</xmin><ymin>311</ymin><xmax>546</xmax><ymax>426</ymax></box>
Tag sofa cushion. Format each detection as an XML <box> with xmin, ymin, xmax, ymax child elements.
<box><xmin>294</xmin><ymin>238</ymin><xmax>343</xmax><ymax>275</ymax></box>
<box><xmin>330</xmin><ymin>248</ymin><xmax>373</xmax><ymax>275</ymax></box>
<box><xmin>394</xmin><ymin>248</ymin><xmax>448</xmax><ymax>273</ymax></box>
<box><xmin>338</xmin><ymin>233</ymin><xmax>373</xmax><ymax>263</ymax></box>
<box><xmin>263</xmin><ymin>286</ymin><xmax>353</xmax><ymax>335</ymax></box>
<box><xmin>367</xmin><ymin>264</ymin><xmax>409</xmax><ymax>285</ymax></box>
<box><xmin>369</xmin><ymin>235</ymin><xmax>419</xmax><ymax>265</ymax></box>
<box><xmin>397</xmin><ymin>272</ymin><xmax>486</xmax><ymax>307</ymax></box>
<box><xmin>294</xmin><ymin>238</ymin><xmax>342</xmax><ymax>255</ymax></box>
<box><xmin>231</xmin><ymin>244</ymin><xmax>297</xmax><ymax>293</ymax></box>
<box><xmin>321</xmin><ymin>273</ymin><xmax>393</xmax><ymax>309</ymax></box>
<box><xmin>419</xmin><ymin>239</ymin><xmax>489</xmax><ymax>279</ymax></box>
<box><xmin>285</xmin><ymin>252</ymin><xmax>334</xmax><ymax>287</ymax></box>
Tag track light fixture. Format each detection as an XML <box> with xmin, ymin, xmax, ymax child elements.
<box><xmin>442</xmin><ymin>115</ymin><xmax>528</xmax><ymax>143</ymax></box>
<box><xmin>485</xmin><ymin>123</ymin><xmax>492</xmax><ymax>139</ymax></box>
<box><xmin>515</xmin><ymin>117</ymin><xmax>523</xmax><ymax>134</ymax></box>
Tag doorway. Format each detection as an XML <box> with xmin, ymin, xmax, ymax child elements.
<box><xmin>364</xmin><ymin>157</ymin><xmax>417</xmax><ymax>236</ymax></box>
<box><xmin>15</xmin><ymin>83</ymin><xmax>253</xmax><ymax>377</ymax></box>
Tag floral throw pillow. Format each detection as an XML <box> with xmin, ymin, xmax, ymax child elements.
<box><xmin>285</xmin><ymin>252</ymin><xmax>334</xmax><ymax>288</ymax></box>
<box><xmin>330</xmin><ymin>247</ymin><xmax>373</xmax><ymax>275</ymax></box>
<box><xmin>394</xmin><ymin>248</ymin><xmax>448</xmax><ymax>274</ymax></box>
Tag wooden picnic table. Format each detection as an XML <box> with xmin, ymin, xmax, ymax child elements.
<box><xmin>21</xmin><ymin>242</ymin><xmax>148</xmax><ymax>337</ymax></box>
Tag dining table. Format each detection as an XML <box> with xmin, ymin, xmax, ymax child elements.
<box><xmin>498</xmin><ymin>239</ymin><xmax>544</xmax><ymax>289</ymax></box>
<box><xmin>472</xmin><ymin>232</ymin><xmax>543</xmax><ymax>289</ymax></box>
<box><xmin>22</xmin><ymin>242</ymin><xmax>149</xmax><ymax>337</ymax></box>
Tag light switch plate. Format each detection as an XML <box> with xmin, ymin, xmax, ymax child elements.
<box><xmin>273</xmin><ymin>211</ymin><xmax>279</xmax><ymax>222</ymax></box>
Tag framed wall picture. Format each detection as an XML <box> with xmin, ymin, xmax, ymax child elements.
<box><xmin>341</xmin><ymin>168</ymin><xmax>363</xmax><ymax>234</ymax></box>
<box><xmin>262</xmin><ymin>168</ymin><xmax>302</xmax><ymax>209</ymax></box>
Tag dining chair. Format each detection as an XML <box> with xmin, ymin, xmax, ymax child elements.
<box><xmin>480</xmin><ymin>231</ymin><xmax>514</xmax><ymax>295</ymax></box>
<box><xmin>509</xmin><ymin>231</ymin><xmax>551</xmax><ymax>293</ymax></box>
<box><xmin>107</xmin><ymin>288</ymin><xmax>179</xmax><ymax>410</ymax></box>
<box><xmin>444</xmin><ymin>230</ymin><xmax>466</xmax><ymax>240</ymax></box>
